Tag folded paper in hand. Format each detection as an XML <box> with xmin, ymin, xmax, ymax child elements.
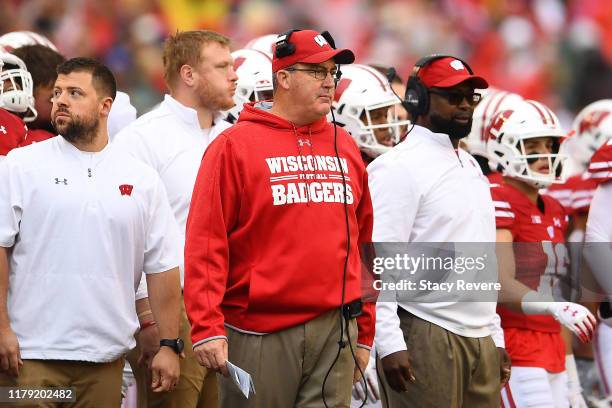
<box><xmin>226</xmin><ymin>360</ymin><xmax>256</xmax><ymax>398</ymax></box>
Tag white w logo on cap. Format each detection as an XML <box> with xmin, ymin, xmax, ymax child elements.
<box><xmin>450</xmin><ymin>60</ymin><xmax>465</xmax><ymax>71</ymax></box>
<box><xmin>314</xmin><ymin>35</ymin><xmax>328</xmax><ymax>47</ymax></box>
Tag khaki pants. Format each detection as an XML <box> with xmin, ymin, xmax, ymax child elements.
<box><xmin>379</xmin><ymin>309</ymin><xmax>500</xmax><ymax>408</ymax></box>
<box><xmin>126</xmin><ymin>299</ymin><xmax>217</xmax><ymax>408</ymax></box>
<box><xmin>220</xmin><ymin>309</ymin><xmax>357</xmax><ymax>408</ymax></box>
<box><xmin>0</xmin><ymin>358</ymin><xmax>124</xmax><ymax>408</ymax></box>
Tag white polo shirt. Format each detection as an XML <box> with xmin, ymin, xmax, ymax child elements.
<box><xmin>0</xmin><ymin>136</ymin><xmax>179</xmax><ymax>362</ymax></box>
<box><xmin>114</xmin><ymin>94</ymin><xmax>232</xmax><ymax>287</ymax></box>
<box><xmin>368</xmin><ymin>125</ymin><xmax>501</xmax><ymax>359</ymax></box>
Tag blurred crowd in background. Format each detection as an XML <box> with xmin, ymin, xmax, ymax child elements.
<box><xmin>2</xmin><ymin>0</ymin><xmax>611</xmax><ymax>126</ymax></box>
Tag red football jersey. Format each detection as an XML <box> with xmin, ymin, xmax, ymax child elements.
<box><xmin>19</xmin><ymin>128</ymin><xmax>55</xmax><ymax>147</ymax></box>
<box><xmin>589</xmin><ymin>139</ymin><xmax>612</xmax><ymax>183</ymax></box>
<box><xmin>487</xmin><ymin>171</ymin><xmax>504</xmax><ymax>186</ymax></box>
<box><xmin>0</xmin><ymin>108</ymin><xmax>27</xmax><ymax>156</ymax></box>
<box><xmin>545</xmin><ymin>173</ymin><xmax>598</xmax><ymax>216</ymax></box>
<box><xmin>490</xmin><ymin>176</ymin><xmax>569</xmax><ymax>372</ymax></box>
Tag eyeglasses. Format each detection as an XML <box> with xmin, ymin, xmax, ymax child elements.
<box><xmin>429</xmin><ymin>89</ymin><xmax>482</xmax><ymax>106</ymax></box>
<box><xmin>284</xmin><ymin>67</ymin><xmax>340</xmax><ymax>81</ymax></box>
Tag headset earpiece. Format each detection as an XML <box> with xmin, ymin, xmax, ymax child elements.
<box><xmin>404</xmin><ymin>54</ymin><xmax>474</xmax><ymax>119</ymax></box>
<box><xmin>274</xmin><ymin>29</ymin><xmax>301</xmax><ymax>59</ymax></box>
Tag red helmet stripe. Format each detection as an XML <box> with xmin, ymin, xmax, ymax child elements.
<box><xmin>526</xmin><ymin>100</ymin><xmax>548</xmax><ymax>124</ymax></box>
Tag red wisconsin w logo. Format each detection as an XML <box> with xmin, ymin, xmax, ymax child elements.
<box><xmin>119</xmin><ymin>184</ymin><xmax>133</xmax><ymax>196</ymax></box>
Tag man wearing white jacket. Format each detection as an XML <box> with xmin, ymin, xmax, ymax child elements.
<box><xmin>368</xmin><ymin>55</ymin><xmax>508</xmax><ymax>407</ymax></box>
<box><xmin>114</xmin><ymin>30</ymin><xmax>237</xmax><ymax>408</ymax></box>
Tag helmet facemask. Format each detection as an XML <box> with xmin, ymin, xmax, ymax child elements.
<box><xmin>0</xmin><ymin>54</ymin><xmax>37</xmax><ymax>122</ymax></box>
<box><xmin>508</xmin><ymin>136</ymin><xmax>566</xmax><ymax>188</ymax></box>
<box><xmin>331</xmin><ymin>64</ymin><xmax>412</xmax><ymax>158</ymax></box>
<box><xmin>487</xmin><ymin>100</ymin><xmax>567</xmax><ymax>188</ymax></box>
<box><xmin>348</xmin><ymin>101</ymin><xmax>409</xmax><ymax>157</ymax></box>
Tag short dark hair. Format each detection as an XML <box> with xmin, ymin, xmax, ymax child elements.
<box><xmin>56</xmin><ymin>57</ymin><xmax>116</xmax><ymax>100</ymax></box>
<box><xmin>11</xmin><ymin>45</ymin><xmax>66</xmax><ymax>90</ymax></box>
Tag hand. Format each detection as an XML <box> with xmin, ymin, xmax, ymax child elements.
<box><xmin>193</xmin><ymin>338</ymin><xmax>228</xmax><ymax>376</ymax></box>
<box><xmin>549</xmin><ymin>302</ymin><xmax>596</xmax><ymax>343</ymax></box>
<box><xmin>352</xmin><ymin>352</ymin><xmax>380</xmax><ymax>403</ymax></box>
<box><xmin>380</xmin><ymin>350</ymin><xmax>415</xmax><ymax>393</ymax></box>
<box><xmin>568</xmin><ymin>391</ymin><xmax>588</xmax><ymax>408</ymax></box>
<box><xmin>0</xmin><ymin>326</ymin><xmax>23</xmax><ymax>377</ymax></box>
<box><xmin>497</xmin><ymin>347</ymin><xmax>511</xmax><ymax>387</ymax></box>
<box><xmin>137</xmin><ymin>323</ymin><xmax>160</xmax><ymax>368</ymax></box>
<box><xmin>353</xmin><ymin>347</ymin><xmax>370</xmax><ymax>384</ymax></box>
<box><xmin>150</xmin><ymin>346</ymin><xmax>180</xmax><ymax>392</ymax></box>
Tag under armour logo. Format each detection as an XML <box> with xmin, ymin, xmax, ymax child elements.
<box><xmin>0</xmin><ymin>126</ymin><xmax>6</xmax><ymax>135</ymax></box>
<box><xmin>553</xmin><ymin>217</ymin><xmax>562</xmax><ymax>227</ymax></box>
<box><xmin>572</xmin><ymin>311</ymin><xmax>578</xmax><ymax>317</ymax></box>
<box><xmin>54</xmin><ymin>178</ymin><xmax>68</xmax><ymax>185</ymax></box>
<box><xmin>119</xmin><ymin>184</ymin><xmax>133</xmax><ymax>196</ymax></box>
<box><xmin>450</xmin><ymin>60</ymin><xmax>465</xmax><ymax>71</ymax></box>
<box><xmin>564</xmin><ymin>305</ymin><xmax>570</xmax><ymax>312</ymax></box>
<box><xmin>297</xmin><ymin>139</ymin><xmax>311</xmax><ymax>147</ymax></box>
<box><xmin>314</xmin><ymin>35</ymin><xmax>328</xmax><ymax>47</ymax></box>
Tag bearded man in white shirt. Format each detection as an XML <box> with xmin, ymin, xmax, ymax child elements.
<box><xmin>113</xmin><ymin>30</ymin><xmax>237</xmax><ymax>408</ymax></box>
<box><xmin>0</xmin><ymin>58</ymin><xmax>182</xmax><ymax>406</ymax></box>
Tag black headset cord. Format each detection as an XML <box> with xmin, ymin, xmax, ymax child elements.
<box><xmin>321</xmin><ymin>96</ymin><xmax>368</xmax><ymax>408</ymax></box>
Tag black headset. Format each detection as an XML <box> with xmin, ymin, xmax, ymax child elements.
<box><xmin>274</xmin><ymin>29</ymin><xmax>342</xmax><ymax>84</ymax></box>
<box><xmin>404</xmin><ymin>54</ymin><xmax>474</xmax><ymax>119</ymax></box>
<box><xmin>274</xmin><ymin>29</ymin><xmax>302</xmax><ymax>58</ymax></box>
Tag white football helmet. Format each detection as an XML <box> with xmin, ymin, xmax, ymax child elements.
<box><xmin>466</xmin><ymin>86</ymin><xmax>524</xmax><ymax>159</ymax></box>
<box><xmin>245</xmin><ymin>34</ymin><xmax>278</xmax><ymax>55</ymax></box>
<box><xmin>0</xmin><ymin>31</ymin><xmax>58</xmax><ymax>52</ymax></box>
<box><xmin>0</xmin><ymin>52</ymin><xmax>37</xmax><ymax>122</ymax></box>
<box><xmin>487</xmin><ymin>99</ymin><xmax>567</xmax><ymax>188</ymax></box>
<box><xmin>330</xmin><ymin>64</ymin><xmax>411</xmax><ymax>158</ymax></box>
<box><xmin>565</xmin><ymin>99</ymin><xmax>612</xmax><ymax>170</ymax></box>
<box><xmin>224</xmin><ymin>48</ymin><xmax>273</xmax><ymax>123</ymax></box>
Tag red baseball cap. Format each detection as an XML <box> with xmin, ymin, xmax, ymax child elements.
<box><xmin>272</xmin><ymin>30</ymin><xmax>355</xmax><ymax>73</ymax></box>
<box><xmin>418</xmin><ymin>57</ymin><xmax>488</xmax><ymax>89</ymax></box>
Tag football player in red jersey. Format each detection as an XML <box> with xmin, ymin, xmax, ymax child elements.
<box><xmin>546</xmin><ymin>100</ymin><xmax>612</xmax><ymax>404</ymax></box>
<box><xmin>585</xmin><ymin>139</ymin><xmax>612</xmax><ymax>405</ymax></box>
<box><xmin>487</xmin><ymin>99</ymin><xmax>596</xmax><ymax>407</ymax></box>
<box><xmin>547</xmin><ymin>100</ymin><xmax>612</xmax><ymax>242</ymax></box>
<box><xmin>10</xmin><ymin>44</ymin><xmax>66</xmax><ymax>146</ymax></box>
<box><xmin>0</xmin><ymin>52</ymin><xmax>34</xmax><ymax>159</ymax></box>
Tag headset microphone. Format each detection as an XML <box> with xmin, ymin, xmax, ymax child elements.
<box><xmin>385</xmin><ymin>67</ymin><xmax>412</xmax><ymax>113</ymax></box>
<box><xmin>385</xmin><ymin>67</ymin><xmax>415</xmax><ymax>142</ymax></box>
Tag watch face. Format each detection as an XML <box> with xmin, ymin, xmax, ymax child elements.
<box><xmin>177</xmin><ymin>338</ymin><xmax>185</xmax><ymax>353</ymax></box>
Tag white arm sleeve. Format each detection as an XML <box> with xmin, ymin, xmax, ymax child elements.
<box><xmin>0</xmin><ymin>158</ymin><xmax>21</xmax><ymax>247</ymax></box>
<box><xmin>135</xmin><ymin>272</ymin><xmax>148</xmax><ymax>300</ymax></box>
<box><xmin>368</xmin><ymin>157</ymin><xmax>419</xmax><ymax>358</ymax></box>
<box><xmin>488</xmin><ymin>313</ymin><xmax>505</xmax><ymax>348</ymax></box>
<box><xmin>143</xmin><ymin>177</ymin><xmax>180</xmax><ymax>274</ymax></box>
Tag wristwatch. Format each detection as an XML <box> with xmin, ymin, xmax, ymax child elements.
<box><xmin>160</xmin><ymin>338</ymin><xmax>184</xmax><ymax>354</ymax></box>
